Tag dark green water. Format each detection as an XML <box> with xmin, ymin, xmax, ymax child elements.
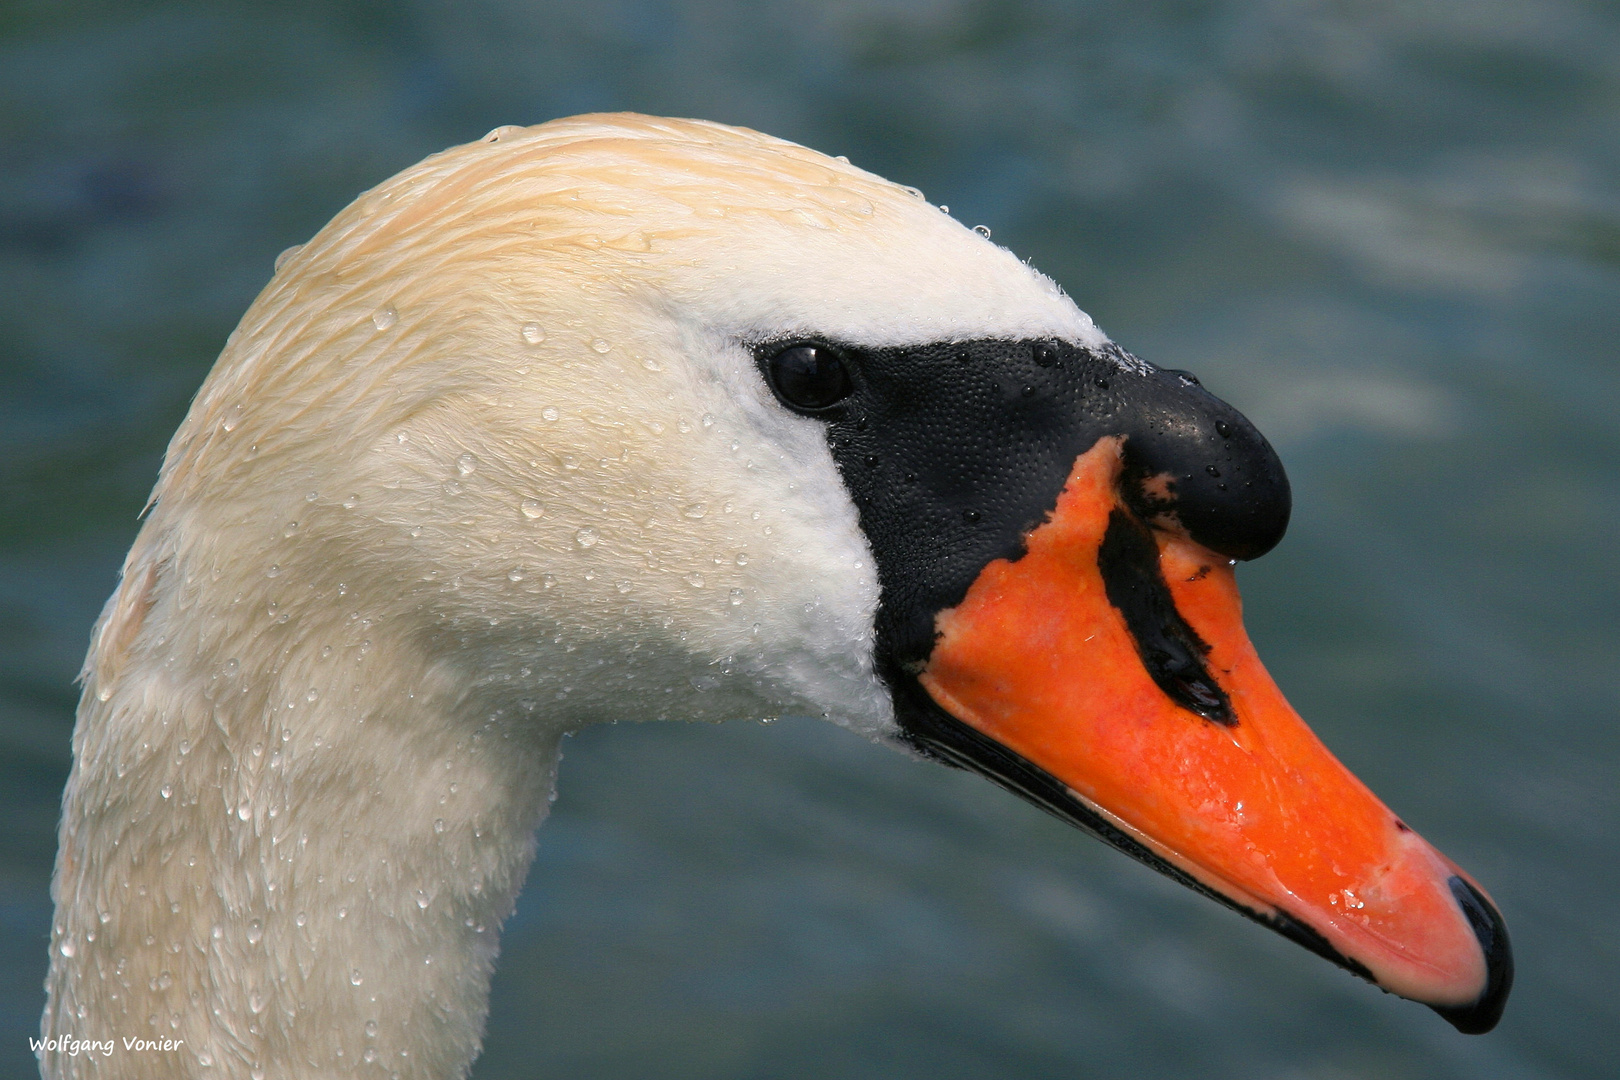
<box><xmin>2</xmin><ymin>2</ymin><xmax>1616</xmax><ymax>1077</ymax></box>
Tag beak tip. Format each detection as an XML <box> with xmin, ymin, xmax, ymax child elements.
<box><xmin>1428</xmin><ymin>876</ymin><xmax>1515</xmax><ymax>1035</ymax></box>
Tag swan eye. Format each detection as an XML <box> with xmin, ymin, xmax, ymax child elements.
<box><xmin>765</xmin><ymin>344</ymin><xmax>852</xmax><ymax>411</ymax></box>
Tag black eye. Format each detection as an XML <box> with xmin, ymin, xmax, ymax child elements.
<box><xmin>765</xmin><ymin>344</ymin><xmax>852</xmax><ymax>411</ymax></box>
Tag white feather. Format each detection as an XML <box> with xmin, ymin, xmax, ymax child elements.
<box><xmin>42</xmin><ymin>113</ymin><xmax>1110</xmax><ymax>1080</ymax></box>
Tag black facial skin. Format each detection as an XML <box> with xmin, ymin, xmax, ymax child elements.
<box><xmin>755</xmin><ymin>335</ymin><xmax>1512</xmax><ymax>1034</ymax></box>
<box><xmin>756</xmin><ymin>337</ymin><xmax>1290</xmax><ymax>674</ymax></box>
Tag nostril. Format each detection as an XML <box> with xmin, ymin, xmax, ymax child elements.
<box><xmin>1097</xmin><ymin>509</ymin><xmax>1235</xmax><ymax>725</ymax></box>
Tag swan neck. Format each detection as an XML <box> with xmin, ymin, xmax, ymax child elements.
<box><xmin>43</xmin><ymin>556</ymin><xmax>559</xmax><ymax>1080</ymax></box>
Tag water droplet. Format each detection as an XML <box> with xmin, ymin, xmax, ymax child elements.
<box><xmin>433</xmin><ymin>818</ymin><xmax>445</xmax><ymax>834</ymax></box>
<box><xmin>590</xmin><ymin>338</ymin><xmax>612</xmax><ymax>354</ymax></box>
<box><xmin>337</xmin><ymin>906</ymin><xmax>348</xmax><ymax>919</ymax></box>
<box><xmin>521</xmin><ymin>322</ymin><xmax>546</xmax><ymax>345</ymax></box>
<box><xmin>443</xmin><ymin>479</ymin><xmax>462</xmax><ymax>495</ymax></box>
<box><xmin>178</xmin><ymin>739</ymin><xmax>191</xmax><ymax>755</ymax></box>
<box><xmin>574</xmin><ymin>528</ymin><xmax>599</xmax><ymax>548</ymax></box>
<box><xmin>734</xmin><ymin>553</ymin><xmax>749</xmax><ymax>566</ymax></box>
<box><xmin>342</xmin><ymin>493</ymin><xmax>360</xmax><ymax>509</ymax></box>
<box><xmin>684</xmin><ymin>572</ymin><xmax>704</xmax><ymax>588</ymax></box>
<box><xmin>939</xmin><ymin>204</ymin><xmax>949</xmax><ymax>213</ymax></box>
<box><xmin>541</xmin><ymin>573</ymin><xmax>557</xmax><ymax>589</ymax></box>
<box><xmin>682</xmin><ymin>503</ymin><xmax>707</xmax><ymax>519</ymax></box>
<box><xmin>974</xmin><ymin>224</ymin><xmax>992</xmax><ymax>239</ymax></box>
<box><xmin>455</xmin><ymin>453</ymin><xmax>478</xmax><ymax>476</ymax></box>
<box><xmin>541</xmin><ymin>406</ymin><xmax>560</xmax><ymax>422</ymax></box>
<box><xmin>689</xmin><ymin>674</ymin><xmax>720</xmax><ymax>691</ymax></box>
<box><xmin>363</xmin><ymin>1048</ymin><xmax>379</xmax><ymax>1063</ymax></box>
<box><xmin>729</xmin><ymin>588</ymin><xmax>744</xmax><ymax>606</ymax></box>
<box><xmin>96</xmin><ymin>686</ymin><xmax>111</xmax><ymax>702</ymax></box>
<box><xmin>221</xmin><ymin>404</ymin><xmax>244</xmax><ymax>432</ymax></box>
<box><xmin>507</xmin><ymin>568</ymin><xmax>524</xmax><ymax>582</ymax></box>
<box><xmin>252</xmin><ymin>1068</ymin><xmax>266</xmax><ymax>1080</ymax></box>
<box><xmin>520</xmin><ymin>499</ymin><xmax>544</xmax><ymax>519</ymax></box>
<box><xmin>160</xmin><ymin>784</ymin><xmax>173</xmax><ymax>799</ymax></box>
<box><xmin>295</xmin><ymin>912</ymin><xmax>307</xmax><ymax>927</ymax></box>
<box><xmin>701</xmin><ymin>413</ymin><xmax>715</xmax><ymax>428</ymax></box>
<box><xmin>58</xmin><ymin>939</ymin><xmax>75</xmax><ymax>958</ymax></box>
<box><xmin>904</xmin><ymin>186</ymin><xmax>925</xmax><ymax>200</ymax></box>
<box><xmin>1205</xmin><ymin>465</ymin><xmax>1221</xmax><ymax>478</ymax></box>
<box><xmin>351</xmin><ymin>969</ymin><xmax>364</xmax><ymax>986</ymax></box>
<box><xmin>248</xmin><ymin>989</ymin><xmax>266</xmax><ymax>1014</ymax></box>
<box><xmin>197</xmin><ymin>1050</ymin><xmax>213</xmax><ymax>1067</ymax></box>
<box><xmin>237</xmin><ymin>801</ymin><xmax>252</xmax><ymax>821</ymax></box>
<box><xmin>274</xmin><ymin>244</ymin><xmax>303</xmax><ymax>272</ymax></box>
<box><xmin>1216</xmin><ymin>420</ymin><xmax>1234</xmax><ymax>439</ymax></box>
<box><xmin>372</xmin><ymin>306</ymin><xmax>397</xmax><ymax>332</ymax></box>
<box><xmin>365</xmin><ymin>1020</ymin><xmax>379</xmax><ymax>1038</ymax></box>
<box><xmin>415</xmin><ymin>891</ymin><xmax>430</xmax><ymax>909</ymax></box>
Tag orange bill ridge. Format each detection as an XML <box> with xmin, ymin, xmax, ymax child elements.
<box><xmin>918</xmin><ymin>436</ymin><xmax>1511</xmax><ymax>1032</ymax></box>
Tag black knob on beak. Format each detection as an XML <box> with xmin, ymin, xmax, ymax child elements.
<box><xmin>1116</xmin><ymin>367</ymin><xmax>1291</xmax><ymax>561</ymax></box>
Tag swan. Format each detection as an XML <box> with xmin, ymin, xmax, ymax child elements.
<box><xmin>41</xmin><ymin>113</ymin><xmax>1510</xmax><ymax>1079</ymax></box>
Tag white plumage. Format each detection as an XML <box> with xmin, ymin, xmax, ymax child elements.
<box><xmin>43</xmin><ymin>114</ymin><xmax>1110</xmax><ymax>1079</ymax></box>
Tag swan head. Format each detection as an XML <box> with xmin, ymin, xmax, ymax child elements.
<box><xmin>94</xmin><ymin>114</ymin><xmax>1508</xmax><ymax>1042</ymax></box>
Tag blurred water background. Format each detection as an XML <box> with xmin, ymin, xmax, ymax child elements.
<box><xmin>2</xmin><ymin>1</ymin><xmax>1616</xmax><ymax>1077</ymax></box>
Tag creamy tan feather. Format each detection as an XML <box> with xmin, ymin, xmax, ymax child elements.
<box><xmin>44</xmin><ymin>114</ymin><xmax>1103</xmax><ymax>1079</ymax></box>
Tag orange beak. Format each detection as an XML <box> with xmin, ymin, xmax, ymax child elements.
<box><xmin>917</xmin><ymin>436</ymin><xmax>1511</xmax><ymax>1031</ymax></box>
